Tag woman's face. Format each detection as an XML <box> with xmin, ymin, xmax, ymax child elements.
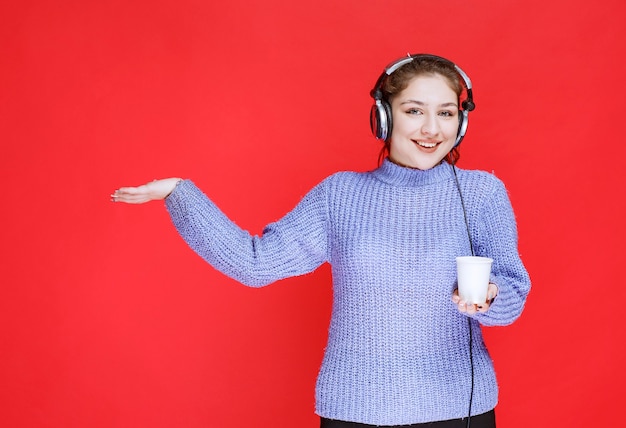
<box><xmin>388</xmin><ymin>74</ymin><xmax>459</xmax><ymax>170</ymax></box>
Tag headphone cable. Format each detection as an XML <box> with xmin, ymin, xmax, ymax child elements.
<box><xmin>452</xmin><ymin>164</ymin><xmax>475</xmax><ymax>428</ymax></box>
<box><xmin>452</xmin><ymin>164</ymin><xmax>474</xmax><ymax>257</ymax></box>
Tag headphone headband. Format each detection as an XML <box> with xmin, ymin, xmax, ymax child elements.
<box><xmin>369</xmin><ymin>54</ymin><xmax>475</xmax><ymax>147</ymax></box>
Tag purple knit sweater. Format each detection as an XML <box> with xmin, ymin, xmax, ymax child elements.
<box><xmin>164</xmin><ymin>159</ymin><xmax>531</xmax><ymax>425</ymax></box>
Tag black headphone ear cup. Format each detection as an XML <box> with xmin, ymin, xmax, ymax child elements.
<box><xmin>461</xmin><ymin>99</ymin><xmax>475</xmax><ymax>112</ymax></box>
<box><xmin>455</xmin><ymin>110</ymin><xmax>469</xmax><ymax>147</ymax></box>
<box><xmin>370</xmin><ymin>99</ymin><xmax>393</xmax><ymax>141</ymax></box>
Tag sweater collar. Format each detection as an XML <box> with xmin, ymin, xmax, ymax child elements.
<box><xmin>372</xmin><ymin>158</ymin><xmax>454</xmax><ymax>187</ymax></box>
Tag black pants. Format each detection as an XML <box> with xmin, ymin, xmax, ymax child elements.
<box><xmin>320</xmin><ymin>410</ymin><xmax>495</xmax><ymax>428</ymax></box>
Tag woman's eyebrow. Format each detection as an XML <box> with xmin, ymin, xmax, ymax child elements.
<box><xmin>400</xmin><ymin>100</ymin><xmax>459</xmax><ymax>108</ymax></box>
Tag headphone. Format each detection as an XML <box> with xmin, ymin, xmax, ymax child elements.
<box><xmin>369</xmin><ymin>54</ymin><xmax>475</xmax><ymax>147</ymax></box>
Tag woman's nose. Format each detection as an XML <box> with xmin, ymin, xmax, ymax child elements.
<box><xmin>421</xmin><ymin>114</ymin><xmax>440</xmax><ymax>135</ymax></box>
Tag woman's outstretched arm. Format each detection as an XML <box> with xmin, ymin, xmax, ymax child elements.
<box><xmin>111</xmin><ymin>177</ymin><xmax>330</xmax><ymax>287</ymax></box>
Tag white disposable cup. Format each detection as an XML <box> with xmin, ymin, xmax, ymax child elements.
<box><xmin>456</xmin><ymin>256</ymin><xmax>493</xmax><ymax>304</ymax></box>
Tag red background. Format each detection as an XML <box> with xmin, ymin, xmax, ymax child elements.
<box><xmin>1</xmin><ymin>1</ymin><xmax>625</xmax><ymax>426</ymax></box>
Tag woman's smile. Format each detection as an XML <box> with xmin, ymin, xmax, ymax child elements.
<box><xmin>413</xmin><ymin>140</ymin><xmax>440</xmax><ymax>149</ymax></box>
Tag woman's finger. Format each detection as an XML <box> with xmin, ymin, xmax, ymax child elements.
<box><xmin>111</xmin><ymin>188</ymin><xmax>151</xmax><ymax>203</ymax></box>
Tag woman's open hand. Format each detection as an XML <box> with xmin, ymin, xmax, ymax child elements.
<box><xmin>452</xmin><ymin>283</ymin><xmax>498</xmax><ymax>315</ymax></box>
<box><xmin>111</xmin><ymin>178</ymin><xmax>181</xmax><ymax>204</ymax></box>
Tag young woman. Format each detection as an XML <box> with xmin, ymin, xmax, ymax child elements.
<box><xmin>112</xmin><ymin>54</ymin><xmax>530</xmax><ymax>428</ymax></box>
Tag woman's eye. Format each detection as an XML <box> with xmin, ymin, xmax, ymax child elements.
<box><xmin>439</xmin><ymin>111</ymin><xmax>455</xmax><ymax>117</ymax></box>
<box><xmin>406</xmin><ymin>108</ymin><xmax>422</xmax><ymax>115</ymax></box>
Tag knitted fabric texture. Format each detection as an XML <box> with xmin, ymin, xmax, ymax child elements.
<box><xmin>164</xmin><ymin>159</ymin><xmax>531</xmax><ymax>425</ymax></box>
